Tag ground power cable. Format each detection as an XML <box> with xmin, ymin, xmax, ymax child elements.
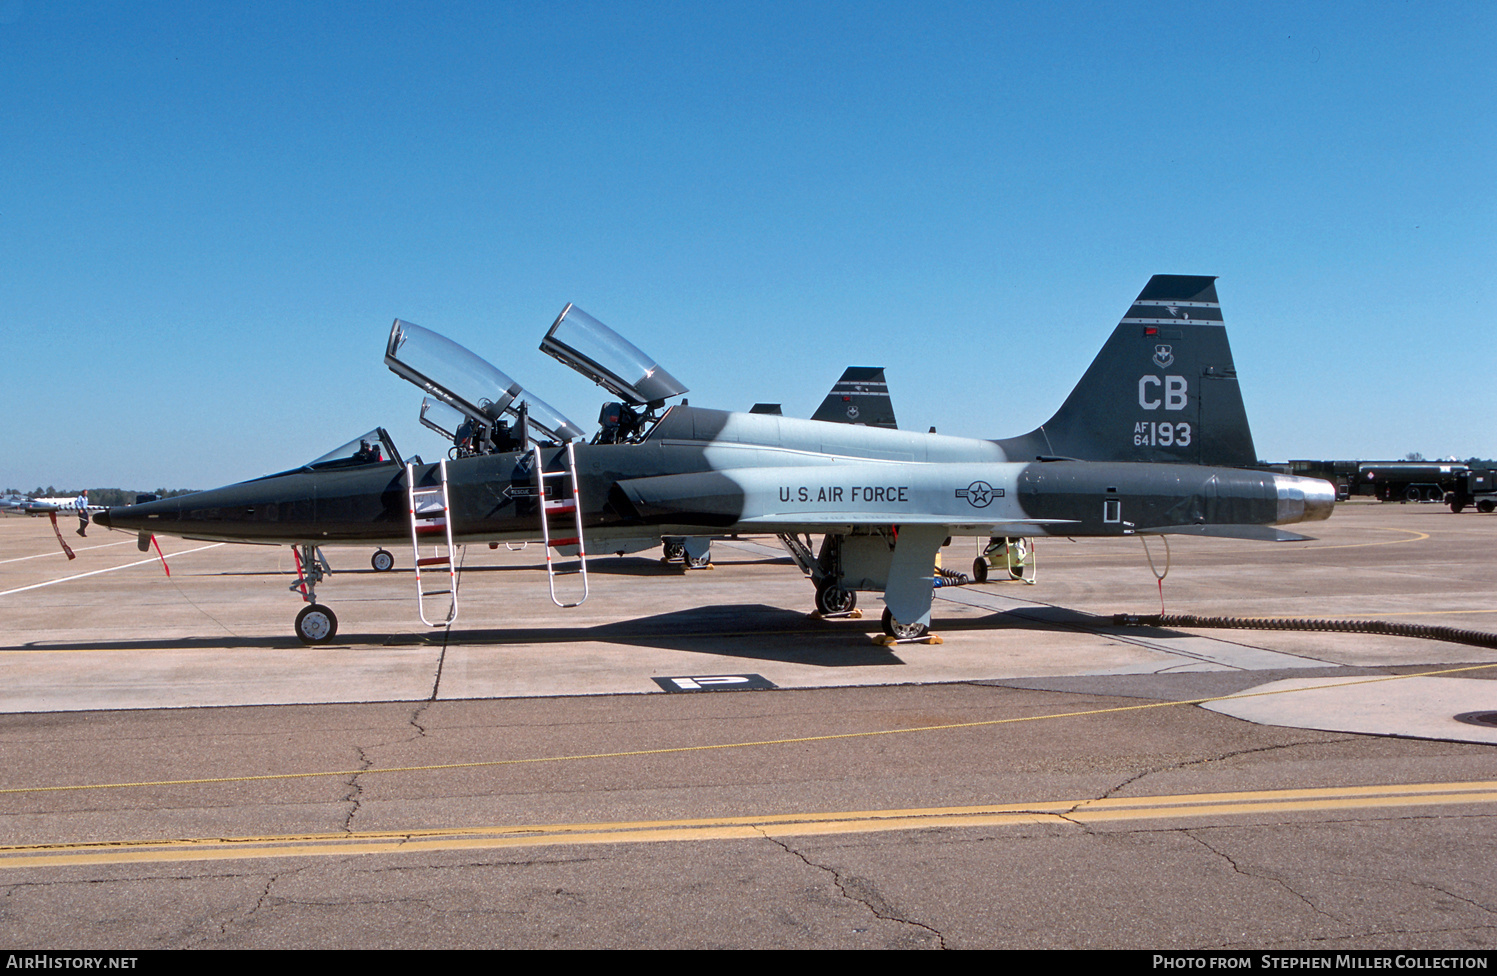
<box><xmin>1113</xmin><ymin>613</ymin><xmax>1497</xmax><ymax>651</ymax></box>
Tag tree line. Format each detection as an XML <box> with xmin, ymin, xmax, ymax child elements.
<box><xmin>4</xmin><ymin>488</ymin><xmax>198</xmax><ymax>505</ymax></box>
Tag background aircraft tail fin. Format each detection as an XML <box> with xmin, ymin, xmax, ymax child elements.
<box><xmin>997</xmin><ymin>275</ymin><xmax>1259</xmax><ymax>467</ymax></box>
<box><xmin>811</xmin><ymin>366</ymin><xmax>898</xmax><ymax>429</ymax></box>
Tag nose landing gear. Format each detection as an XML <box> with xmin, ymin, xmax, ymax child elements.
<box><xmin>291</xmin><ymin>544</ymin><xmax>339</xmax><ymax>644</ymax></box>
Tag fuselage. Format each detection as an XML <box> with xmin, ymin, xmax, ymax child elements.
<box><xmin>96</xmin><ymin>405</ymin><xmax>1334</xmax><ymax>546</ymax></box>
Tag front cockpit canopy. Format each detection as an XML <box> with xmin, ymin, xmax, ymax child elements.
<box><xmin>386</xmin><ymin>319</ymin><xmax>585</xmax><ymax>445</ymax></box>
<box><xmin>541</xmin><ymin>304</ymin><xmax>688</xmax><ymax>408</ymax></box>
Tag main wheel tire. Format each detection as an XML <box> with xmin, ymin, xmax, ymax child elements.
<box><xmin>815</xmin><ymin>579</ymin><xmax>857</xmax><ymax>615</ymax></box>
<box><xmin>662</xmin><ymin>541</ymin><xmax>685</xmax><ymax>561</ymax></box>
<box><xmin>295</xmin><ymin>604</ymin><xmax>338</xmax><ymax>645</ymax></box>
<box><xmin>971</xmin><ymin>558</ymin><xmax>988</xmax><ymax>583</ymax></box>
<box><xmin>371</xmin><ymin>549</ymin><xmax>395</xmax><ymax>572</ymax></box>
<box><xmin>686</xmin><ymin>552</ymin><xmax>712</xmax><ymax>569</ymax></box>
<box><xmin>880</xmin><ymin>606</ymin><xmax>928</xmax><ymax>640</ymax></box>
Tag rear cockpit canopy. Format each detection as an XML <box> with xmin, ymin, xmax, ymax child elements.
<box><xmin>541</xmin><ymin>304</ymin><xmax>688</xmax><ymax>408</ymax></box>
<box><xmin>541</xmin><ymin>304</ymin><xmax>689</xmax><ymax>444</ymax></box>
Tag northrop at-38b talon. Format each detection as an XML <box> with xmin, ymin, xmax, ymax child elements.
<box><xmin>97</xmin><ymin>276</ymin><xmax>1334</xmax><ymax>644</ymax></box>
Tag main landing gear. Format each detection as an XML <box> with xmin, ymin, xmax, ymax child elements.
<box><xmin>879</xmin><ymin>607</ymin><xmax>931</xmax><ymax>642</ymax></box>
<box><xmin>814</xmin><ymin>578</ymin><xmax>858</xmax><ymax>616</ymax></box>
<box><xmin>661</xmin><ymin>537</ymin><xmax>714</xmax><ymax>570</ymax></box>
<box><xmin>291</xmin><ymin>544</ymin><xmax>338</xmax><ymax>645</ymax></box>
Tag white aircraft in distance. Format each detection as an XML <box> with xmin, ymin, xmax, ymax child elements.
<box><xmin>15</xmin><ymin>491</ymin><xmax>105</xmax><ymax>535</ymax></box>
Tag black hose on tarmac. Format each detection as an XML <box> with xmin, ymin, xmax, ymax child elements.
<box><xmin>1112</xmin><ymin>614</ymin><xmax>1497</xmax><ymax>652</ymax></box>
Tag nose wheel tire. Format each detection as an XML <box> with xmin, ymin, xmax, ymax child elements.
<box><xmin>371</xmin><ymin>549</ymin><xmax>395</xmax><ymax>572</ymax></box>
<box><xmin>814</xmin><ymin>579</ymin><xmax>857</xmax><ymax>615</ymax></box>
<box><xmin>295</xmin><ymin>604</ymin><xmax>338</xmax><ymax>645</ymax></box>
<box><xmin>880</xmin><ymin>606</ymin><xmax>928</xmax><ymax>641</ymax></box>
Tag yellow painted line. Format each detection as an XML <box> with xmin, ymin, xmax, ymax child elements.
<box><xmin>0</xmin><ymin>544</ymin><xmax>226</xmax><ymax>597</ymax></box>
<box><xmin>2</xmin><ymin>660</ymin><xmax>1494</xmax><ymax>799</ymax></box>
<box><xmin>2</xmin><ymin>780</ymin><xmax>1493</xmax><ymax>869</ymax></box>
<box><xmin>1290</xmin><ymin>527</ymin><xmax>1428</xmax><ymax>551</ymax></box>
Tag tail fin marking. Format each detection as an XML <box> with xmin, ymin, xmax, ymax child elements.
<box><xmin>997</xmin><ymin>275</ymin><xmax>1258</xmax><ymax>468</ymax></box>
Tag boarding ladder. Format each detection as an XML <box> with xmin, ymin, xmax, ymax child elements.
<box><xmin>407</xmin><ymin>459</ymin><xmax>459</xmax><ymax>626</ymax></box>
<box><xmin>532</xmin><ymin>441</ymin><xmax>589</xmax><ymax>608</ymax></box>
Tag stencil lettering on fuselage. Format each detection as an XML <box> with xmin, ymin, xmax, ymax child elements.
<box><xmin>779</xmin><ymin>486</ymin><xmax>910</xmax><ymax>503</ymax></box>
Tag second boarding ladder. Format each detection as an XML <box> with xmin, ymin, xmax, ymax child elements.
<box><xmin>532</xmin><ymin>441</ymin><xmax>589</xmax><ymax>608</ymax></box>
<box><xmin>407</xmin><ymin>458</ymin><xmax>459</xmax><ymax>627</ymax></box>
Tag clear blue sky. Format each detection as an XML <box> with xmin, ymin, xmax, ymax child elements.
<box><xmin>3</xmin><ymin>1</ymin><xmax>1492</xmax><ymax>491</ymax></box>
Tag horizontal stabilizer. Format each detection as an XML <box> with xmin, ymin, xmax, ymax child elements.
<box><xmin>1140</xmin><ymin>524</ymin><xmax>1314</xmax><ymax>542</ymax></box>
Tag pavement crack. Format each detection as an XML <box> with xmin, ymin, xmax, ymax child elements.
<box><xmin>342</xmin><ymin>745</ymin><xmax>374</xmax><ymax>832</ymax></box>
<box><xmin>1406</xmin><ymin>879</ymin><xmax>1497</xmax><ymax>917</ymax></box>
<box><xmin>1093</xmin><ymin>738</ymin><xmax>1349</xmax><ymax>801</ymax></box>
<box><xmin>430</xmin><ymin>632</ymin><xmax>450</xmax><ymax>701</ymax></box>
<box><xmin>755</xmin><ymin>828</ymin><xmax>946</xmax><ymax>948</ymax></box>
<box><xmin>1184</xmin><ymin>830</ymin><xmax>1344</xmax><ymax>923</ymax></box>
<box><xmin>409</xmin><ymin>700</ymin><xmax>431</xmax><ymax>738</ymax></box>
<box><xmin>220</xmin><ymin>875</ymin><xmax>278</xmax><ymax>935</ymax></box>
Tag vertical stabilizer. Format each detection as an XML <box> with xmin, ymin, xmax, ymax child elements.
<box><xmin>997</xmin><ymin>276</ymin><xmax>1258</xmax><ymax>467</ymax></box>
<box><xmin>811</xmin><ymin>366</ymin><xmax>898</xmax><ymax>429</ymax></box>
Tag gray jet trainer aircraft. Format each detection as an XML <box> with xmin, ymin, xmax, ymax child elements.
<box><xmin>97</xmin><ymin>276</ymin><xmax>1334</xmax><ymax>644</ymax></box>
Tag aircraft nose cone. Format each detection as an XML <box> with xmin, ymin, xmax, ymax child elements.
<box><xmin>94</xmin><ymin>509</ymin><xmax>112</xmax><ymax>529</ymax></box>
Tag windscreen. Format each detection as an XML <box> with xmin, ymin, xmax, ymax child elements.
<box><xmin>305</xmin><ymin>428</ymin><xmax>402</xmax><ymax>471</ymax></box>
<box><xmin>419</xmin><ymin>397</ymin><xmax>465</xmax><ymax>440</ymax></box>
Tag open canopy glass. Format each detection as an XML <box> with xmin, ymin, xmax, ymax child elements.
<box><xmin>540</xmin><ymin>304</ymin><xmax>688</xmax><ymax>407</ymax></box>
<box><xmin>386</xmin><ymin>319</ymin><xmax>584</xmax><ymax>444</ymax></box>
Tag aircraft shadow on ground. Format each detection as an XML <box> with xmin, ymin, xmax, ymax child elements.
<box><xmin>2</xmin><ymin>602</ymin><xmax>1122</xmax><ymax>661</ymax></box>
<box><xmin>446</xmin><ymin>604</ymin><xmax>903</xmax><ymax>666</ymax></box>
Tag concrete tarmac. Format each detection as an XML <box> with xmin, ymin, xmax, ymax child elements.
<box><xmin>0</xmin><ymin>501</ymin><xmax>1494</xmax><ymax>948</ymax></box>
